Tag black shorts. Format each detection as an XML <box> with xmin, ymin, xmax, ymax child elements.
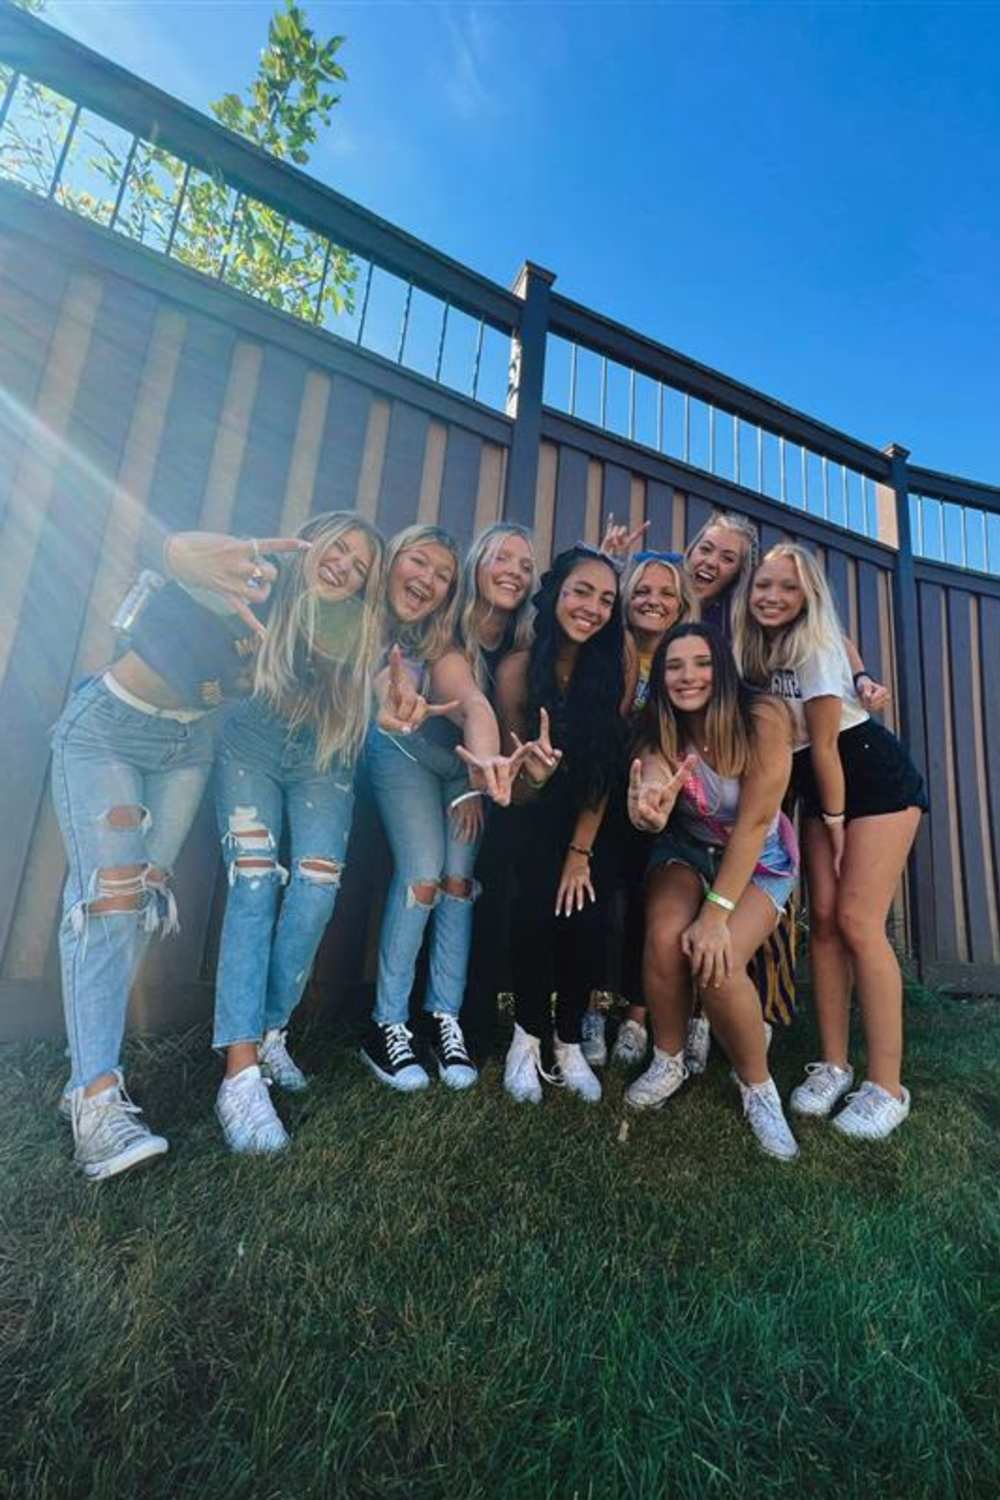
<box><xmin>793</xmin><ymin>719</ymin><xmax>928</xmax><ymax>821</ymax></box>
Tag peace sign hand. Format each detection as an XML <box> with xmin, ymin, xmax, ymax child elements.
<box><xmin>163</xmin><ymin>531</ymin><xmax>311</xmax><ymax>639</ymax></box>
<box><xmin>599</xmin><ymin>514</ymin><xmax>651</xmax><ymax>560</ymax></box>
<box><xmin>627</xmin><ymin>754</ymin><xmax>697</xmax><ymax>833</ymax></box>
<box><xmin>377</xmin><ymin>644</ymin><xmax>460</xmax><ymax>734</ymax></box>
<box><xmin>510</xmin><ymin>707</ymin><xmax>563</xmax><ymax>789</ymax></box>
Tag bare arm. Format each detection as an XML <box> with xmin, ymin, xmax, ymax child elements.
<box><xmin>430</xmin><ymin>650</ymin><xmax>499</xmax><ymax>759</ymax></box>
<box><xmin>844</xmin><ymin>635</ymin><xmax>889</xmax><ymax>712</ymax></box>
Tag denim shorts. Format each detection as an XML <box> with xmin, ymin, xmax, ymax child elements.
<box><xmin>647</xmin><ymin>825</ymin><xmax>797</xmax><ymax>915</ymax></box>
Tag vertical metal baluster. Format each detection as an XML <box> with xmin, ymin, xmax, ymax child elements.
<box><xmin>683</xmin><ymin>393</ymin><xmax>691</xmax><ymax>464</ymax></box>
<box><xmin>434</xmin><ymin>301</ymin><xmax>450</xmax><ymax>382</ymax></box>
<box><xmin>47</xmin><ymin>100</ymin><xmax>81</xmax><ymax>200</ymax></box>
<box><xmin>471</xmin><ymin>318</ymin><xmax>485</xmax><ymax>401</ymax></box>
<box><xmin>708</xmin><ymin>405</ymin><xmax>715</xmax><ymax>473</ymax></box>
<box><xmin>800</xmin><ymin>447</ymin><xmax>808</xmax><ymax>511</ymax></box>
<box><xmin>109</xmin><ymin>134</ymin><xmax>139</xmax><ymax>231</ymax></box>
<box><xmin>822</xmin><ymin>455</ymin><xmax>830</xmax><ymax>518</ymax></box>
<box><xmin>355</xmin><ymin>260</ymin><xmax>374</xmax><ymax>346</ymax></box>
<box><xmin>938</xmin><ymin>498</ymin><xmax>945</xmax><ymax>559</ymax></box>
<box><xmin>396</xmin><ymin>281</ymin><xmax>413</xmax><ymax>363</ymax></box>
<box><xmin>628</xmin><ymin>368</ymin><xmax>636</xmax><ymax>442</ymax></box>
<box><xmin>961</xmin><ymin>507</ymin><xmax>969</xmax><ymax>569</ymax></box>
<box><xmin>0</xmin><ymin>70</ymin><xmax>20</xmax><ymax>136</ymax></box>
<box><xmin>842</xmin><ymin>464</ymin><xmax>849</xmax><ymax>527</ymax></box>
<box><xmin>217</xmin><ymin>192</ymin><xmax>244</xmax><ymax>280</ymax></box>
<box><xmin>656</xmin><ymin>382</ymin><xmax>664</xmax><ymax>452</ymax></box>
<box><xmin>733</xmin><ymin>414</ymin><xmax>740</xmax><ymax>484</ymax></box>
<box><xmin>756</xmin><ymin>426</ymin><xmax>764</xmax><ymax>493</ymax></box>
<box><xmin>779</xmin><ymin>436</ymin><xmax>787</xmax><ymax>503</ymax></box>
<box><xmin>275</xmin><ymin>216</ymin><xmax>289</xmax><ymax>264</ymax></box>
<box><xmin>599</xmin><ymin>356</ymin><xmax>608</xmax><ymax>428</ymax></box>
<box><xmin>983</xmin><ymin>510</ymin><xmax>990</xmax><ymax>574</ymax></box>
<box><xmin>164</xmin><ymin>160</ymin><xmax>191</xmax><ymax>258</ymax></box>
<box><xmin>914</xmin><ymin>494</ymin><xmax>924</xmax><ymax>557</ymax></box>
<box><xmin>312</xmin><ymin>239</ymin><xmax>333</xmax><ymax>324</ymax></box>
<box><xmin>568</xmin><ymin>342</ymin><xmax>577</xmax><ymax>416</ymax></box>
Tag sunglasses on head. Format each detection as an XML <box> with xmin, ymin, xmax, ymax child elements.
<box><xmin>632</xmin><ymin>549</ymin><xmax>685</xmax><ymax>566</ymax></box>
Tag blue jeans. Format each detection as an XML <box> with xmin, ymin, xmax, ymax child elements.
<box><xmin>213</xmin><ymin>699</ymin><xmax>356</xmax><ymax>1049</ymax></box>
<box><xmin>50</xmin><ymin>676</ymin><xmax>216</xmax><ymax>1091</ymax></box>
<box><xmin>366</xmin><ymin>725</ymin><xmax>481</xmax><ymax>1025</ymax></box>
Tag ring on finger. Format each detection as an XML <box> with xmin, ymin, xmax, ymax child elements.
<box><xmin>247</xmin><ymin>565</ymin><xmax>266</xmax><ymax>591</ymax></box>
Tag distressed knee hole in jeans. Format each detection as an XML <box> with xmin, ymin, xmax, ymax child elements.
<box><xmin>297</xmin><ymin>856</ymin><xmax>344</xmax><ymax>887</ymax></box>
<box><xmin>70</xmin><ymin>862</ymin><xmax>179</xmax><ymax>940</ymax></box>
<box><xmin>406</xmin><ymin>880</ymin><xmax>441</xmax><ymax>910</ymax></box>
<box><xmin>223</xmin><ymin>806</ymin><xmax>287</xmax><ymax>888</ymax></box>
<box><xmin>439</xmin><ymin>875</ymin><xmax>481</xmax><ymax>903</ymax></box>
<box><xmin>101</xmin><ymin>803</ymin><xmax>152</xmax><ymax>833</ymax></box>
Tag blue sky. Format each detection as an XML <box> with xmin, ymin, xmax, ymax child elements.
<box><xmin>44</xmin><ymin>0</ymin><xmax>1000</xmax><ymax>485</ymax></box>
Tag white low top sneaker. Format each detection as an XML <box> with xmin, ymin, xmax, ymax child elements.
<box><xmin>216</xmin><ymin>1065</ymin><xmax>289</xmax><ymax>1154</ymax></box>
<box><xmin>625</xmin><ymin>1048</ymin><xmax>687</xmax><ymax>1111</ymax></box>
<box><xmin>737</xmin><ymin>1076</ymin><xmax>799</xmax><ymax>1160</ymax></box>
<box><xmin>260</xmin><ymin>1028</ymin><xmax>308</xmax><ymax>1092</ymax></box>
<box><xmin>832</xmin><ymin>1081</ymin><xmax>911</xmax><ymax>1140</ymax></box>
<box><xmin>580</xmin><ymin>1007</ymin><xmax>608</xmax><ymax>1068</ymax></box>
<box><xmin>71</xmin><ymin>1070</ymin><xmax>168</xmax><ymax>1180</ymax></box>
<box><xmin>611</xmin><ymin>1017</ymin><xmax>648</xmax><ymax>1068</ymax></box>
<box><xmin>554</xmin><ymin>1038</ymin><xmax>602</xmax><ymax>1103</ymax></box>
<box><xmin>503</xmin><ymin>1023</ymin><xmax>545</xmax><ymax>1105</ymax></box>
<box><xmin>683</xmin><ymin>1015</ymin><xmax>711</xmax><ymax>1075</ymax></box>
<box><xmin>790</xmin><ymin>1061</ymin><xmax>854</xmax><ymax>1118</ymax></box>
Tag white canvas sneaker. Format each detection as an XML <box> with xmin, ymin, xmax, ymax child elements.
<box><xmin>503</xmin><ymin>1023</ymin><xmax>545</xmax><ymax>1104</ymax></box>
<box><xmin>260</xmin><ymin>1028</ymin><xmax>308</xmax><ymax>1092</ymax></box>
<box><xmin>71</xmin><ymin>1071</ymin><xmax>168</xmax><ymax>1180</ymax></box>
<box><xmin>610</xmin><ymin>1017</ymin><xmax>649</xmax><ymax>1068</ymax></box>
<box><xmin>216</xmin><ymin>1065</ymin><xmax>289</xmax><ymax>1154</ymax></box>
<box><xmin>683</xmin><ymin>1015</ymin><xmax>711</xmax><ymax>1075</ymax></box>
<box><xmin>831</xmin><ymin>1081</ymin><xmax>911</xmax><ymax>1140</ymax></box>
<box><xmin>790</xmin><ymin>1061</ymin><xmax>854</xmax><ymax>1118</ymax></box>
<box><xmin>625</xmin><ymin>1048</ymin><xmax>687</xmax><ymax>1111</ymax></box>
<box><xmin>553</xmin><ymin>1038</ymin><xmax>602</xmax><ymax>1103</ymax></box>
<box><xmin>737</xmin><ymin>1076</ymin><xmax>799</xmax><ymax>1161</ymax></box>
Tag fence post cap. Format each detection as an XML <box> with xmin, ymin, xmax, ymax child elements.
<box><xmin>511</xmin><ymin>261</ymin><xmax>557</xmax><ymax>296</ymax></box>
<box><xmin>881</xmin><ymin>441</ymin><xmax>911</xmax><ymax>461</ymax></box>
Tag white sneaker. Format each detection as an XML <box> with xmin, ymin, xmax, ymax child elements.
<box><xmin>684</xmin><ymin>1015</ymin><xmax>711</xmax><ymax>1074</ymax></box>
<box><xmin>832</xmin><ymin>1081</ymin><xmax>911</xmax><ymax>1140</ymax></box>
<box><xmin>260</xmin><ymin>1028</ymin><xmax>308</xmax><ymax>1092</ymax></box>
<box><xmin>737</xmin><ymin>1076</ymin><xmax>799</xmax><ymax>1160</ymax></box>
<box><xmin>625</xmin><ymin>1048</ymin><xmax>687</xmax><ymax>1111</ymax></box>
<box><xmin>611</xmin><ymin>1017</ymin><xmax>648</xmax><ymax>1068</ymax></box>
<box><xmin>580</xmin><ymin>1007</ymin><xmax>608</xmax><ymax>1068</ymax></box>
<box><xmin>554</xmin><ymin>1038</ymin><xmax>602</xmax><ymax>1103</ymax></box>
<box><xmin>503</xmin><ymin>1023</ymin><xmax>544</xmax><ymax>1105</ymax></box>
<box><xmin>71</xmin><ymin>1071</ymin><xmax>169</xmax><ymax>1180</ymax></box>
<box><xmin>790</xmin><ymin>1061</ymin><xmax>854</xmax><ymax>1118</ymax></box>
<box><xmin>216</xmin><ymin>1065</ymin><xmax>289</xmax><ymax>1154</ymax></box>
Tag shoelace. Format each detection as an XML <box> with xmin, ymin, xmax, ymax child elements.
<box><xmin>383</xmin><ymin>1024</ymin><xmax>416</xmax><ymax>1066</ymax></box>
<box><xmin>514</xmin><ymin>1033</ymin><xmax>561</xmax><ymax>1087</ymax></box>
<box><xmin>263</xmin><ymin>1031</ymin><xmax>296</xmax><ymax>1069</ymax></box>
<box><xmin>235</xmin><ymin>1075</ymin><xmax>278</xmax><ymax>1132</ymax></box>
<box><xmin>803</xmin><ymin>1062</ymin><xmax>846</xmax><ymax>1096</ymax></box>
<box><xmin>744</xmin><ymin>1084</ymin><xmax>782</xmax><ymax>1122</ymax></box>
<box><xmin>436</xmin><ymin>1015</ymin><xmax>470</xmax><ymax>1063</ymax></box>
<box><xmin>76</xmin><ymin>1086</ymin><xmax>146</xmax><ymax>1150</ymax></box>
<box><xmin>841</xmin><ymin>1085</ymin><xmax>885</xmax><ymax>1118</ymax></box>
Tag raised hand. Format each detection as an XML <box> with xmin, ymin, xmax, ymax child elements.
<box><xmin>627</xmin><ymin>754</ymin><xmax>696</xmax><ymax>833</ymax></box>
<box><xmin>163</xmin><ymin>531</ymin><xmax>311</xmax><ymax>637</ymax></box>
<box><xmin>377</xmin><ymin>644</ymin><xmax>460</xmax><ymax>734</ymax></box>
<box><xmin>510</xmin><ymin>707</ymin><xmax>563</xmax><ymax>789</ymax></box>
<box><xmin>599</xmin><ymin>513</ymin><xmax>651</xmax><ymax>559</ymax></box>
<box><xmin>455</xmin><ymin>743</ymin><xmax>531</xmax><ymax>807</ymax></box>
<box><xmin>855</xmin><ymin>673</ymin><xmax>891</xmax><ymax>713</ymax></box>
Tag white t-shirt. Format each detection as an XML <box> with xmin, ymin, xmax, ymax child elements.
<box><xmin>769</xmin><ymin>639</ymin><xmax>869</xmax><ymax>751</ymax></box>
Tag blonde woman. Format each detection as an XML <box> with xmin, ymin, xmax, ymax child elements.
<box><xmin>736</xmin><ymin>544</ymin><xmax>926</xmax><ymax>1139</ymax></box>
<box><xmin>213</xmin><ymin>512</ymin><xmax>385</xmax><ymax>1152</ymax></box>
<box><xmin>363</xmin><ymin>525</ymin><xmax>521</xmax><ymax>1093</ymax></box>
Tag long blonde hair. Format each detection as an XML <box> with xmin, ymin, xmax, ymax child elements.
<box><xmin>382</xmin><ymin>523</ymin><xmax>461</xmax><ymax>664</ymax></box>
<box><xmin>733</xmin><ymin>542</ymin><xmax>848</xmax><ymax>685</ymax></box>
<box><xmin>623</xmin><ymin>554</ymin><xmax>699</xmax><ymax>639</ymax></box>
<box><xmin>457</xmin><ymin>522</ymin><xmax>536</xmax><ymax>688</ymax></box>
<box><xmin>685</xmin><ymin>511</ymin><xmax>759</xmax><ymax>626</ymax></box>
<box><xmin>254</xmin><ymin>511</ymin><xmax>384</xmax><ymax>769</ymax></box>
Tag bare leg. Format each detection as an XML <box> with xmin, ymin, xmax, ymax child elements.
<box><xmin>643</xmin><ymin>864</ymin><xmax>703</xmax><ymax>1054</ymax></box>
<box><xmin>699</xmin><ymin>886</ymin><xmax>780</xmax><ymax>1086</ymax></box>
<box><xmin>226</xmin><ymin>1042</ymin><xmax>259</xmax><ymax>1079</ymax></box>
<box><xmin>836</xmin><ymin>809</ymin><xmax>921</xmax><ymax>1097</ymax></box>
<box><xmin>802</xmin><ymin>818</ymin><xmax>852</xmax><ymax>1069</ymax></box>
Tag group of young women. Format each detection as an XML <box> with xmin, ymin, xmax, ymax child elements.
<box><xmin>50</xmin><ymin>501</ymin><xmax>926</xmax><ymax>1179</ymax></box>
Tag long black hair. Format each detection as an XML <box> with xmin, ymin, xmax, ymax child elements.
<box><xmin>527</xmin><ymin>546</ymin><xmax>626</xmax><ymax>808</ymax></box>
<box><xmin>638</xmin><ymin>621</ymin><xmax>764</xmax><ymax>778</ymax></box>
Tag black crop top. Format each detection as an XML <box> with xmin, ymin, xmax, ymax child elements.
<box><xmin>122</xmin><ymin>581</ymin><xmax>263</xmax><ymax>709</ymax></box>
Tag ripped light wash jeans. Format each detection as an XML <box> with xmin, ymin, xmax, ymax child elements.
<box><xmin>366</xmin><ymin>723</ymin><xmax>481</xmax><ymax>1026</ymax></box>
<box><xmin>50</xmin><ymin>675</ymin><xmax>216</xmax><ymax>1091</ymax></box>
<box><xmin>213</xmin><ymin>698</ymin><xmax>355</xmax><ymax>1049</ymax></box>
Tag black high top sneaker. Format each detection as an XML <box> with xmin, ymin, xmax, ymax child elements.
<box><xmin>427</xmin><ymin>1013</ymin><xmax>478</xmax><ymax>1090</ymax></box>
<box><xmin>360</xmin><ymin>1022</ymin><xmax>430</xmax><ymax>1092</ymax></box>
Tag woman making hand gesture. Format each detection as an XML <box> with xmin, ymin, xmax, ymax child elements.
<box><xmin>627</xmin><ymin>622</ymin><xmax>801</xmax><ymax>1161</ymax></box>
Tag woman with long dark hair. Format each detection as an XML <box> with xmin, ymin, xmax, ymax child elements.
<box><xmin>212</xmin><ymin>511</ymin><xmax>385</xmax><ymax>1153</ymax></box>
<box><xmin>496</xmin><ymin>545</ymin><xmax>626</xmax><ymax>1104</ymax></box>
<box><xmin>627</xmin><ymin>621</ymin><xmax>800</xmax><ymax>1159</ymax></box>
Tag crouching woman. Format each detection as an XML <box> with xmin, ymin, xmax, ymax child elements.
<box><xmin>626</xmin><ymin>622</ymin><xmax>801</xmax><ymax>1160</ymax></box>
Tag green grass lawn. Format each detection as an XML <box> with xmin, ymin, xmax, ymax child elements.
<box><xmin>2</xmin><ymin>992</ymin><xmax>999</xmax><ymax>1500</ymax></box>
